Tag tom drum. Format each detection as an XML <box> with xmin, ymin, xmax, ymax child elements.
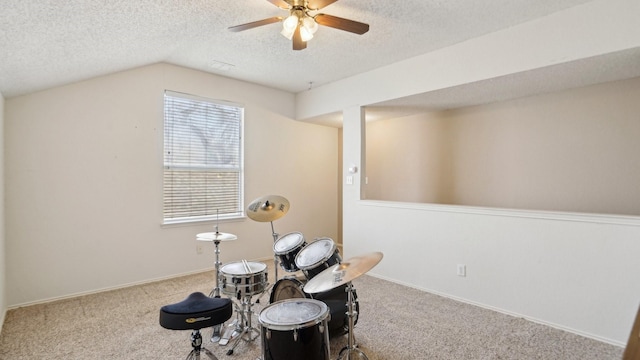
<box><xmin>273</xmin><ymin>232</ymin><xmax>307</xmax><ymax>273</ymax></box>
<box><xmin>294</xmin><ymin>237</ymin><xmax>342</xmax><ymax>280</ymax></box>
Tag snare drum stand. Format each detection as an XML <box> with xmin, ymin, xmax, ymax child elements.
<box><xmin>338</xmin><ymin>282</ymin><xmax>368</xmax><ymax>360</ymax></box>
<box><xmin>226</xmin><ymin>294</ymin><xmax>260</xmax><ymax>356</ymax></box>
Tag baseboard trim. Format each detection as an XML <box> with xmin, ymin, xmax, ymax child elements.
<box><xmin>366</xmin><ymin>271</ymin><xmax>626</xmax><ymax>348</ymax></box>
<box><xmin>8</xmin><ymin>256</ymin><xmax>274</xmax><ymax>310</ymax></box>
<box><xmin>0</xmin><ymin>307</ymin><xmax>6</xmax><ymax>334</ymax></box>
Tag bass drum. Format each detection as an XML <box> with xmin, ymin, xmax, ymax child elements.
<box><xmin>269</xmin><ymin>277</ymin><xmax>358</xmax><ymax>338</ymax></box>
<box><xmin>269</xmin><ymin>277</ymin><xmax>311</xmax><ymax>303</ymax></box>
<box><xmin>312</xmin><ymin>283</ymin><xmax>358</xmax><ymax>338</ymax></box>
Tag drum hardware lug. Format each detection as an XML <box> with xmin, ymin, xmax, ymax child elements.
<box><xmin>319</xmin><ymin>324</ymin><xmax>325</xmax><ymax>333</ymax></box>
<box><xmin>293</xmin><ymin>328</ymin><xmax>298</xmax><ymax>342</ymax></box>
<box><xmin>266</xmin><ymin>329</ymin><xmax>271</xmax><ymax>340</ymax></box>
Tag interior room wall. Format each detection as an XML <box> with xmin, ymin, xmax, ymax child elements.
<box><xmin>365</xmin><ymin>77</ymin><xmax>640</xmax><ymax>216</ymax></box>
<box><xmin>345</xmin><ymin>105</ymin><xmax>640</xmax><ymax>346</ymax></box>
<box><xmin>366</xmin><ymin>112</ymin><xmax>451</xmax><ymax>204</ymax></box>
<box><xmin>323</xmin><ymin>0</ymin><xmax>640</xmax><ymax>348</ymax></box>
<box><xmin>0</xmin><ymin>93</ymin><xmax>6</xmax><ymax>330</ymax></box>
<box><xmin>4</xmin><ymin>63</ymin><xmax>338</xmax><ymax>307</ymax></box>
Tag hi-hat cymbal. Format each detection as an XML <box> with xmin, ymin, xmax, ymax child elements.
<box><xmin>246</xmin><ymin>195</ymin><xmax>290</xmax><ymax>222</ymax></box>
<box><xmin>303</xmin><ymin>252</ymin><xmax>383</xmax><ymax>294</ymax></box>
<box><xmin>196</xmin><ymin>232</ymin><xmax>238</xmax><ymax>242</ymax></box>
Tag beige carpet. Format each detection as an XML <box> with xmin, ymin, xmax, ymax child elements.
<box><xmin>0</xmin><ymin>262</ymin><xmax>624</xmax><ymax>360</ymax></box>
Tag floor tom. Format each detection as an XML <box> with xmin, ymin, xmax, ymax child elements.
<box><xmin>259</xmin><ymin>299</ymin><xmax>330</xmax><ymax>360</ymax></box>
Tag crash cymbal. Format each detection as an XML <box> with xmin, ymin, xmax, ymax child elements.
<box><xmin>196</xmin><ymin>232</ymin><xmax>238</xmax><ymax>242</ymax></box>
<box><xmin>246</xmin><ymin>195</ymin><xmax>290</xmax><ymax>222</ymax></box>
<box><xmin>303</xmin><ymin>251</ymin><xmax>383</xmax><ymax>294</ymax></box>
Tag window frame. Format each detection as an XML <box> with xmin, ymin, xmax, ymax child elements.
<box><xmin>162</xmin><ymin>90</ymin><xmax>245</xmax><ymax>225</ymax></box>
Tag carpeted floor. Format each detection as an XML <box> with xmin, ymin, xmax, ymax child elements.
<box><xmin>0</xmin><ymin>261</ymin><xmax>625</xmax><ymax>360</ymax></box>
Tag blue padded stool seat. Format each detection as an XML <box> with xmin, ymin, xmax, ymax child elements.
<box><xmin>160</xmin><ymin>292</ymin><xmax>232</xmax><ymax>331</ymax></box>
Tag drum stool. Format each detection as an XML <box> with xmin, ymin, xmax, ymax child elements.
<box><xmin>160</xmin><ymin>292</ymin><xmax>233</xmax><ymax>360</ymax></box>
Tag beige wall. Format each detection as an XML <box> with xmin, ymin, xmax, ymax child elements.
<box><xmin>4</xmin><ymin>63</ymin><xmax>338</xmax><ymax>306</ymax></box>
<box><xmin>366</xmin><ymin>113</ymin><xmax>451</xmax><ymax>203</ymax></box>
<box><xmin>0</xmin><ymin>93</ymin><xmax>5</xmax><ymax>330</ymax></box>
<box><xmin>366</xmin><ymin>77</ymin><xmax>640</xmax><ymax>216</ymax></box>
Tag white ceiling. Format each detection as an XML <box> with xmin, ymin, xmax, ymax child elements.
<box><xmin>2</xmin><ymin>0</ymin><xmax>603</xmax><ymax>100</ymax></box>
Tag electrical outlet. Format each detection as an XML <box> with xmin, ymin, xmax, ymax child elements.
<box><xmin>457</xmin><ymin>264</ymin><xmax>466</xmax><ymax>277</ymax></box>
<box><xmin>346</xmin><ymin>176</ymin><xmax>353</xmax><ymax>185</ymax></box>
<box><xmin>196</xmin><ymin>244</ymin><xmax>204</xmax><ymax>254</ymax></box>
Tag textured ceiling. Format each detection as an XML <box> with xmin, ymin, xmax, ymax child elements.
<box><xmin>1</xmin><ymin>0</ymin><xmax>600</xmax><ymax>99</ymax></box>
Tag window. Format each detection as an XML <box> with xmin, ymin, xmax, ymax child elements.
<box><xmin>163</xmin><ymin>91</ymin><xmax>244</xmax><ymax>224</ymax></box>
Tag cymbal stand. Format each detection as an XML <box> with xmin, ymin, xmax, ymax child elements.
<box><xmin>270</xmin><ymin>221</ymin><xmax>280</xmax><ymax>282</ymax></box>
<box><xmin>338</xmin><ymin>282</ymin><xmax>368</xmax><ymax>360</ymax></box>
<box><xmin>209</xmin><ymin>238</ymin><xmax>223</xmax><ymax>342</ymax></box>
<box><xmin>209</xmin><ymin>211</ymin><xmax>225</xmax><ymax>342</ymax></box>
<box><xmin>226</xmin><ymin>293</ymin><xmax>260</xmax><ymax>356</ymax></box>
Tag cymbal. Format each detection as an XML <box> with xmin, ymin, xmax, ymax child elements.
<box><xmin>196</xmin><ymin>232</ymin><xmax>238</xmax><ymax>242</ymax></box>
<box><xmin>246</xmin><ymin>195</ymin><xmax>290</xmax><ymax>222</ymax></box>
<box><xmin>303</xmin><ymin>252</ymin><xmax>383</xmax><ymax>294</ymax></box>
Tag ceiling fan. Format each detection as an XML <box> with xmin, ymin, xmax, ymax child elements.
<box><xmin>228</xmin><ymin>0</ymin><xmax>369</xmax><ymax>50</ymax></box>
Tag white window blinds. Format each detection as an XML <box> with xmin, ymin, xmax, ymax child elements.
<box><xmin>163</xmin><ymin>91</ymin><xmax>244</xmax><ymax>224</ymax></box>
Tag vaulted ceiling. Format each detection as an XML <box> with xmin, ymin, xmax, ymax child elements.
<box><xmin>2</xmin><ymin>0</ymin><xmax>601</xmax><ymax>99</ymax></box>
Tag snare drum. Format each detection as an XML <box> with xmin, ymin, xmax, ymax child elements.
<box><xmin>294</xmin><ymin>238</ymin><xmax>342</xmax><ymax>280</ymax></box>
<box><xmin>259</xmin><ymin>299</ymin><xmax>330</xmax><ymax>360</ymax></box>
<box><xmin>220</xmin><ymin>261</ymin><xmax>268</xmax><ymax>299</ymax></box>
<box><xmin>273</xmin><ymin>232</ymin><xmax>307</xmax><ymax>272</ymax></box>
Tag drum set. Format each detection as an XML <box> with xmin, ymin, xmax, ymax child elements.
<box><xmin>196</xmin><ymin>195</ymin><xmax>383</xmax><ymax>360</ymax></box>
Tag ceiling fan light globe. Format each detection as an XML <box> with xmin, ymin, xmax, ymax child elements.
<box><xmin>280</xmin><ymin>27</ymin><xmax>295</xmax><ymax>40</ymax></box>
<box><xmin>300</xmin><ymin>26</ymin><xmax>314</xmax><ymax>41</ymax></box>
<box><xmin>302</xmin><ymin>17</ymin><xmax>319</xmax><ymax>34</ymax></box>
<box><xmin>283</xmin><ymin>14</ymin><xmax>299</xmax><ymax>31</ymax></box>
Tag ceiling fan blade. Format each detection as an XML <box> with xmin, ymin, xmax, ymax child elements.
<box><xmin>266</xmin><ymin>0</ymin><xmax>291</xmax><ymax>9</ymax></box>
<box><xmin>292</xmin><ymin>24</ymin><xmax>307</xmax><ymax>50</ymax></box>
<box><xmin>314</xmin><ymin>13</ymin><xmax>369</xmax><ymax>35</ymax></box>
<box><xmin>307</xmin><ymin>0</ymin><xmax>338</xmax><ymax>10</ymax></box>
<box><xmin>228</xmin><ymin>17</ymin><xmax>283</xmax><ymax>32</ymax></box>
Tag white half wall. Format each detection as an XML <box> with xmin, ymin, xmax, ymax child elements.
<box><xmin>5</xmin><ymin>63</ymin><xmax>338</xmax><ymax>306</ymax></box>
<box><xmin>0</xmin><ymin>92</ymin><xmax>6</xmax><ymax>331</ymax></box>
